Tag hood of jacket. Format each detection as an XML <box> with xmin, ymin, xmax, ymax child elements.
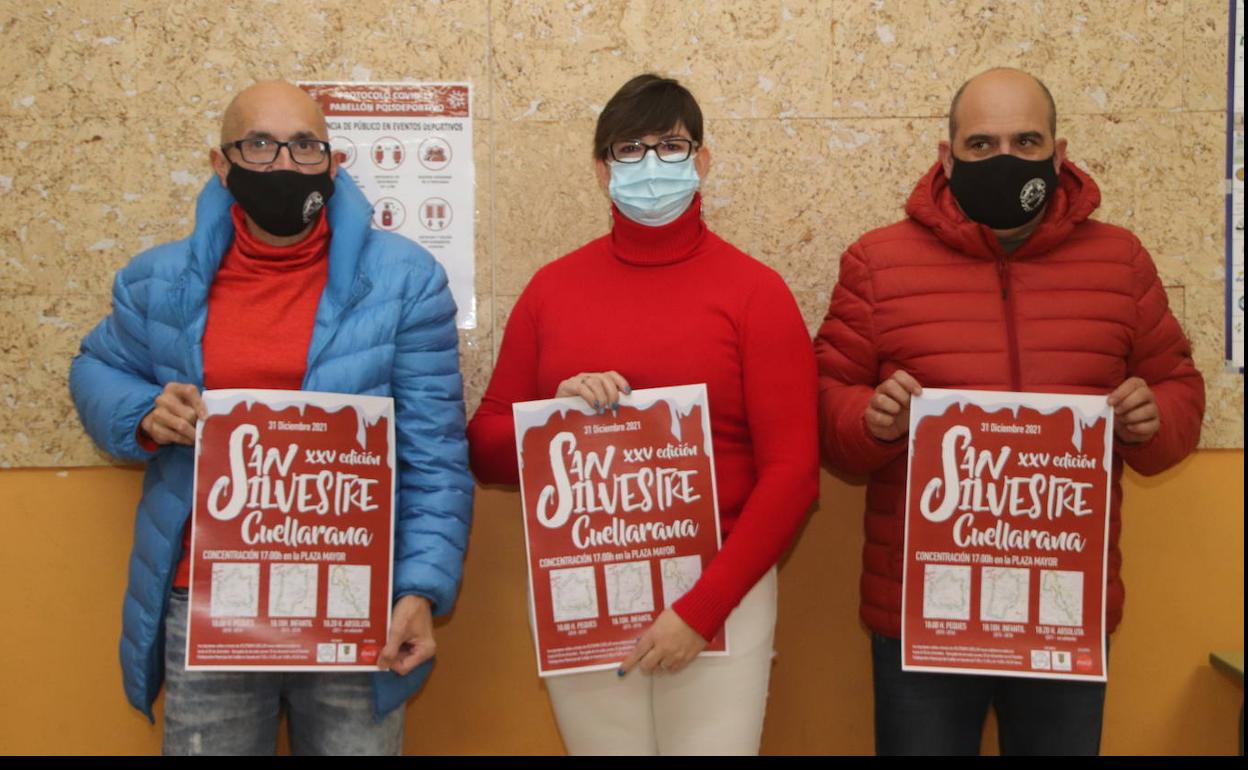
<box><xmin>904</xmin><ymin>158</ymin><xmax>1102</xmax><ymax>260</ymax></box>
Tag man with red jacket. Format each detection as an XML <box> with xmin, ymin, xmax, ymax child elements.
<box><xmin>814</xmin><ymin>67</ymin><xmax>1205</xmax><ymax>755</ymax></box>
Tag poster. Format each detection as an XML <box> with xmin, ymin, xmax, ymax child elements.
<box><xmin>1227</xmin><ymin>0</ymin><xmax>1245</xmax><ymax>370</ymax></box>
<box><xmin>901</xmin><ymin>389</ymin><xmax>1112</xmax><ymax>682</ymax></box>
<box><xmin>300</xmin><ymin>81</ymin><xmax>476</xmax><ymax>330</ymax></box>
<box><xmin>513</xmin><ymin>384</ymin><xmax>726</xmax><ymax>677</ymax></box>
<box><xmin>186</xmin><ymin>389</ymin><xmax>395</xmax><ymax>671</ymax></box>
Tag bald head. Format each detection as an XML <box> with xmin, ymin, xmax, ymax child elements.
<box><xmin>210</xmin><ymin>79</ymin><xmax>340</xmax><ymax>241</ymax></box>
<box><xmin>948</xmin><ymin>68</ymin><xmax>1056</xmax><ymax>142</ymax></box>
<box><xmin>220</xmin><ymin>80</ymin><xmax>329</xmax><ymax>145</ymax></box>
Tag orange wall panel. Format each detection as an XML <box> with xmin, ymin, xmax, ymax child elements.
<box><xmin>0</xmin><ymin>453</ymin><xmax>1241</xmax><ymax>755</ymax></box>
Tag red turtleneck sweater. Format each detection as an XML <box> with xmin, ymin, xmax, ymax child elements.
<box><xmin>170</xmin><ymin>204</ymin><xmax>330</xmax><ymax>588</ymax></box>
<box><xmin>466</xmin><ymin>195</ymin><xmax>819</xmax><ymax>640</ymax></box>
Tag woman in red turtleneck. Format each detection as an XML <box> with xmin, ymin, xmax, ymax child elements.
<box><xmin>466</xmin><ymin>74</ymin><xmax>819</xmax><ymax>755</ymax></box>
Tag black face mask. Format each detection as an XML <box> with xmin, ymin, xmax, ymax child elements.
<box><xmin>225</xmin><ymin>164</ymin><xmax>335</xmax><ymax>237</ymax></box>
<box><xmin>948</xmin><ymin>153</ymin><xmax>1058</xmax><ymax>230</ymax></box>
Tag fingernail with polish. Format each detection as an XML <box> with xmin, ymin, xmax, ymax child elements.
<box><xmin>617</xmin><ymin>668</ymin><xmax>626</xmax><ymax>678</ymax></box>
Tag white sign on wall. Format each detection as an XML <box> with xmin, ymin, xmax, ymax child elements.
<box><xmin>301</xmin><ymin>82</ymin><xmax>476</xmax><ymax>330</ymax></box>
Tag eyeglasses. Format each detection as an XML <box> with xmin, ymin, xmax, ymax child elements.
<box><xmin>223</xmin><ymin>138</ymin><xmax>331</xmax><ymax>165</ymax></box>
<box><xmin>609</xmin><ymin>137</ymin><xmax>697</xmax><ymax>164</ymax></box>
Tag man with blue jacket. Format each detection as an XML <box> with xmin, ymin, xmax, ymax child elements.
<box><xmin>69</xmin><ymin>80</ymin><xmax>474</xmax><ymax>755</ymax></box>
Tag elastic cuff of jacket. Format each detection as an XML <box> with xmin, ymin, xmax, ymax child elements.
<box><xmin>859</xmin><ymin>412</ymin><xmax>905</xmax><ymax>448</ymax></box>
<box><xmin>117</xmin><ymin>388</ymin><xmax>163</xmax><ymax>460</ymax></box>
<box><xmin>393</xmin><ymin>589</ymin><xmax>439</xmax><ymax>615</ymax></box>
<box><xmin>135</xmin><ymin>426</ymin><xmax>159</xmax><ymax>453</ymax></box>
<box><xmin>671</xmin><ymin>585</ymin><xmax>735</xmax><ymax>643</ymax></box>
<box><xmin>851</xmin><ymin>412</ymin><xmax>908</xmax><ymax>471</ymax></box>
<box><xmin>1114</xmin><ymin>428</ymin><xmax>1160</xmax><ymax>455</ymax></box>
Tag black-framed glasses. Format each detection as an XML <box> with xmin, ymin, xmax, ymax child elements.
<box><xmin>222</xmin><ymin>138</ymin><xmax>331</xmax><ymax>165</ymax></box>
<box><xmin>609</xmin><ymin>137</ymin><xmax>696</xmax><ymax>164</ymax></box>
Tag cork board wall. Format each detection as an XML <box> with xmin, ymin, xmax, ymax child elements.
<box><xmin>1</xmin><ymin>0</ymin><xmax>1241</xmax><ymax>467</ymax></box>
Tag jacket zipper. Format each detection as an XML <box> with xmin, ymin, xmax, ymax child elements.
<box><xmin>997</xmin><ymin>256</ymin><xmax>1023</xmax><ymax>391</ymax></box>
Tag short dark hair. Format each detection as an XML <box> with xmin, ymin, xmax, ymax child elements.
<box><xmin>948</xmin><ymin>68</ymin><xmax>1057</xmax><ymax>140</ymax></box>
<box><xmin>593</xmin><ymin>74</ymin><xmax>704</xmax><ymax>160</ymax></box>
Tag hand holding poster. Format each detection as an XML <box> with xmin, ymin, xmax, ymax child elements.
<box><xmin>902</xmin><ymin>389</ymin><xmax>1112</xmax><ymax>681</ymax></box>
<box><xmin>186</xmin><ymin>389</ymin><xmax>395</xmax><ymax>671</ymax></box>
<box><xmin>513</xmin><ymin>384</ymin><xmax>726</xmax><ymax>676</ymax></box>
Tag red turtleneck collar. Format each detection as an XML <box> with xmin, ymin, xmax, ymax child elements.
<box><xmin>228</xmin><ymin>203</ymin><xmax>331</xmax><ymax>271</ymax></box>
<box><xmin>609</xmin><ymin>193</ymin><xmax>708</xmax><ymax>267</ymax></box>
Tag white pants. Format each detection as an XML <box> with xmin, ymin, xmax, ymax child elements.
<box><xmin>544</xmin><ymin>567</ymin><xmax>778</xmax><ymax>756</ymax></box>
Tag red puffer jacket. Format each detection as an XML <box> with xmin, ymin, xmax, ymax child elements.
<box><xmin>815</xmin><ymin>160</ymin><xmax>1205</xmax><ymax>639</ymax></box>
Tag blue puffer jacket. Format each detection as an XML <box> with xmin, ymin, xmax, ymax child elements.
<box><xmin>68</xmin><ymin>171</ymin><xmax>474</xmax><ymax>720</ymax></box>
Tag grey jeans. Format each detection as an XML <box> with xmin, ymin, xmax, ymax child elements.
<box><xmin>161</xmin><ymin>589</ymin><xmax>404</xmax><ymax>756</ymax></box>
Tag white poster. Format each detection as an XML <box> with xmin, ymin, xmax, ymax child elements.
<box><xmin>187</xmin><ymin>389</ymin><xmax>396</xmax><ymax>671</ymax></box>
<box><xmin>512</xmin><ymin>385</ymin><xmax>726</xmax><ymax>676</ymax></box>
<box><xmin>901</xmin><ymin>389</ymin><xmax>1113</xmax><ymax>682</ymax></box>
<box><xmin>300</xmin><ymin>82</ymin><xmax>476</xmax><ymax>330</ymax></box>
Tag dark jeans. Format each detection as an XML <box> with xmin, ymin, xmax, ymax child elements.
<box><xmin>162</xmin><ymin>589</ymin><xmax>404</xmax><ymax>756</ymax></box>
<box><xmin>871</xmin><ymin>633</ymin><xmax>1107</xmax><ymax>756</ymax></box>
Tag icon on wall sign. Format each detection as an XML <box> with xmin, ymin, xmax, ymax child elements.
<box><xmin>372</xmin><ymin>197</ymin><xmax>406</xmax><ymax>231</ymax></box>
<box><xmin>417</xmin><ymin>137</ymin><xmax>453</xmax><ymax>172</ymax></box>
<box><xmin>331</xmin><ymin>136</ymin><xmax>356</xmax><ymax>169</ymax></box>
<box><xmin>370</xmin><ymin>137</ymin><xmax>405</xmax><ymax>171</ymax></box>
<box><xmin>420</xmin><ymin>197</ymin><xmax>452</xmax><ymax>231</ymax></box>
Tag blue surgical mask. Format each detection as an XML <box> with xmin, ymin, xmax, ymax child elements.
<box><xmin>608</xmin><ymin>153</ymin><xmax>700</xmax><ymax>227</ymax></box>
